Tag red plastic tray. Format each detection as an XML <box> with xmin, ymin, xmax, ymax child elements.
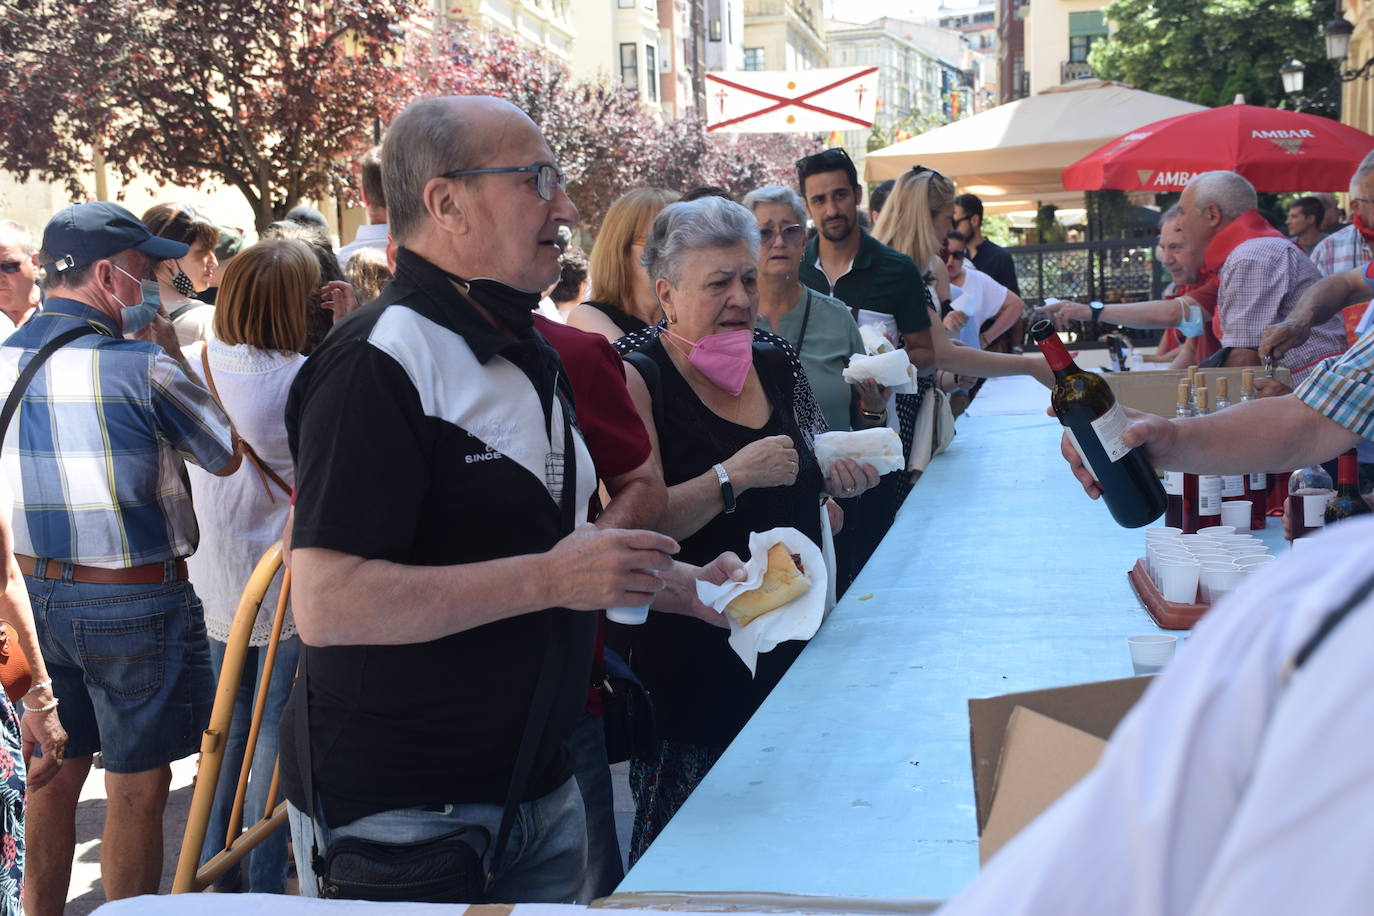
<box><xmin>1127</xmin><ymin>558</ymin><xmax>1210</xmax><ymax>630</ymax></box>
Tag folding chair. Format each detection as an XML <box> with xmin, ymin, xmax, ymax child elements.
<box><xmin>172</xmin><ymin>542</ymin><xmax>293</xmax><ymax>893</ymax></box>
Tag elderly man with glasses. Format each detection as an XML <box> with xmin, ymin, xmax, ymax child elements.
<box><xmin>280</xmin><ymin>95</ymin><xmax>689</xmax><ymax>903</ymax></box>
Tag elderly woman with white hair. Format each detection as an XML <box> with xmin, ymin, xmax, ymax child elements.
<box><xmin>741</xmin><ymin>185</ymin><xmax>889</xmax><ymax>434</ymax></box>
<box><xmin>611</xmin><ymin>196</ymin><xmax>879</xmax><ymax>862</ymax></box>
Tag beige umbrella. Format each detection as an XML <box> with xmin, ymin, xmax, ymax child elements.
<box><xmin>863</xmin><ymin>79</ymin><xmax>1206</xmax><ymax>214</ymax></box>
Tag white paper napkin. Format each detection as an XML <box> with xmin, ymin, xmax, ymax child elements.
<box><xmin>842</xmin><ymin>349</ymin><xmax>911</xmax><ymax>387</ymax></box>
<box><xmin>812</xmin><ymin>428</ymin><xmax>905</xmax><ymax>477</ymax></box>
<box><xmin>695</xmin><ymin>527</ymin><xmax>828</xmax><ymax>676</ymax></box>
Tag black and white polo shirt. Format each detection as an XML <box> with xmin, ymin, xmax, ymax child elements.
<box><xmin>282</xmin><ymin>248</ymin><xmax>598</xmax><ymax>827</ymax></box>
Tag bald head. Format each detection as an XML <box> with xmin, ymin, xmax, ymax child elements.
<box><xmin>382</xmin><ymin>96</ymin><xmax>535</xmax><ymax>243</ymax></box>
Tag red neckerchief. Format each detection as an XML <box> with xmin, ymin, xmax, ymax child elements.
<box><xmin>1353</xmin><ymin>214</ymin><xmax>1374</xmax><ymax>247</ymax></box>
<box><xmin>1199</xmin><ymin>210</ymin><xmax>1289</xmax><ymax>342</ymax></box>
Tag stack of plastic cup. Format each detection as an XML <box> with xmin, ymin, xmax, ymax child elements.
<box><xmin>1220</xmin><ymin>501</ymin><xmax>1252</xmax><ymax>531</ymax></box>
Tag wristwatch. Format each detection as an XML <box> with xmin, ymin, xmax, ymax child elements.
<box><xmin>714</xmin><ymin>463</ymin><xmax>736</xmax><ymax>514</ymax></box>
<box><xmin>1090</xmin><ymin>300</ymin><xmax>1105</xmax><ymax>322</ymax></box>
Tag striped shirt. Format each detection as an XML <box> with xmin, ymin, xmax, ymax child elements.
<box><xmin>1295</xmin><ymin>319</ymin><xmax>1374</xmax><ymax>441</ymax></box>
<box><xmin>0</xmin><ymin>299</ymin><xmax>235</xmax><ymax>567</ymax></box>
<box><xmin>1309</xmin><ymin>224</ymin><xmax>1373</xmax><ymax>278</ymax></box>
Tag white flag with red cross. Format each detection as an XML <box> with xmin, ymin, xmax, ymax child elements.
<box><xmin>705</xmin><ymin>67</ymin><xmax>879</xmax><ymax>134</ymax></box>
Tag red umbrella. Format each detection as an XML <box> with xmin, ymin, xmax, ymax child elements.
<box><xmin>1062</xmin><ymin>103</ymin><xmax>1374</xmax><ymax>192</ymax></box>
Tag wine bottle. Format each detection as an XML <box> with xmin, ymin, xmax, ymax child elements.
<box><xmin>1187</xmin><ymin>365</ymin><xmax>1200</xmax><ymax>411</ymax></box>
<box><xmin>1164</xmin><ymin>380</ymin><xmax>1191</xmax><ymax>529</ymax></box>
<box><xmin>1323</xmin><ymin>449</ymin><xmax>1371</xmax><ymax>526</ymax></box>
<box><xmin>1239</xmin><ymin>369</ymin><xmax>1268</xmax><ymax>529</ymax></box>
<box><xmin>1031</xmin><ymin>321</ymin><xmax>1167</xmax><ymax>528</ymax></box>
<box><xmin>1191</xmin><ymin>387</ymin><xmax>1223</xmax><ymax>529</ymax></box>
<box><xmin>1287</xmin><ymin>464</ymin><xmax>1335</xmax><ymax>540</ymax></box>
<box><xmin>1212</xmin><ymin>378</ymin><xmax>1247</xmax><ymax>504</ymax></box>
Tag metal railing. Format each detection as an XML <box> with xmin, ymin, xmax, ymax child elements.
<box><xmin>1009</xmin><ymin>237</ymin><xmax>1166</xmax><ymax>344</ymax></box>
<box><xmin>1061</xmin><ymin>60</ymin><xmax>1094</xmax><ymax>82</ymax></box>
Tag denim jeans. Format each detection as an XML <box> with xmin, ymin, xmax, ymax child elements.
<box><xmin>568</xmin><ymin>713</ymin><xmax>624</xmax><ymax>902</ymax></box>
<box><xmin>25</xmin><ymin>563</ymin><xmax>213</xmax><ymax>772</ymax></box>
<box><xmin>199</xmin><ymin>635</ymin><xmax>301</xmax><ymax>893</ymax></box>
<box><xmin>288</xmin><ymin>776</ymin><xmax>587</xmax><ymax>903</ymax></box>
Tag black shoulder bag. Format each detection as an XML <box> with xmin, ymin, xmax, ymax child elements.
<box><xmin>295</xmin><ymin>385</ymin><xmax>579</xmax><ymax>902</ymax></box>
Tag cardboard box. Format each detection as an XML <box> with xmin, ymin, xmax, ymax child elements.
<box><xmin>968</xmin><ymin>677</ymin><xmax>1153</xmax><ymax>863</ymax></box>
<box><xmin>1102</xmin><ymin>366</ymin><xmax>1291</xmax><ymax>418</ymax></box>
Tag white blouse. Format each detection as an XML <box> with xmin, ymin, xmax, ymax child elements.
<box><xmin>182</xmin><ymin>338</ymin><xmax>302</xmax><ymax>645</ymax></box>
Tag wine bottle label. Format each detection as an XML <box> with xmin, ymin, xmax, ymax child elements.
<box><xmin>1198</xmin><ymin>475</ymin><xmax>1222</xmax><ymax>515</ymax></box>
<box><xmin>1304</xmin><ymin>493</ymin><xmax>1332</xmax><ymax>527</ymax></box>
<box><xmin>1089</xmin><ymin>402</ymin><xmax>1130</xmax><ymax>463</ymax></box>
<box><xmin>1164</xmin><ymin>471</ymin><xmax>1184</xmax><ymax>495</ymax></box>
<box><xmin>1248</xmin><ymin>472</ymin><xmax>1266</xmax><ymax>489</ymax></box>
<box><xmin>1222</xmin><ymin>475</ymin><xmax>1245</xmax><ymax>497</ymax></box>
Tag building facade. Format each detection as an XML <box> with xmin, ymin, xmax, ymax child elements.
<box><xmin>939</xmin><ymin>0</ymin><xmax>998</xmax><ymax>112</ymax></box>
<box><xmin>1341</xmin><ymin>0</ymin><xmax>1374</xmax><ymax>136</ymax></box>
<box><xmin>461</xmin><ymin>0</ymin><xmax>577</xmax><ymax>63</ymax></box>
<box><xmin>1023</xmin><ymin>0</ymin><xmax>1109</xmax><ymax>95</ymax></box>
<box><xmin>826</xmin><ymin>17</ymin><xmax>972</xmax><ymax>184</ymax></box>
<box><xmin>742</xmin><ymin>0</ymin><xmax>828</xmax><ymax>73</ymax></box>
<box><xmin>995</xmin><ymin>0</ymin><xmax>1028</xmax><ymax>103</ymax></box>
<box><xmin>571</xmin><ymin>0</ymin><xmax>667</xmax><ymax>111</ymax></box>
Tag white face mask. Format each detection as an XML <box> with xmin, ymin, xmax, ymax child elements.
<box><xmin>112</xmin><ymin>264</ymin><xmax>161</xmax><ymax>333</ymax></box>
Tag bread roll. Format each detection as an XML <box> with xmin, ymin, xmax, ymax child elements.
<box><xmin>726</xmin><ymin>543</ymin><xmax>812</xmax><ymax>626</ymax></box>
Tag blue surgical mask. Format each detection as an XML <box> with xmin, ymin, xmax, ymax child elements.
<box><xmin>112</xmin><ymin>265</ymin><xmax>161</xmax><ymax>333</ymax></box>
<box><xmin>1179</xmin><ymin>303</ymin><xmax>1205</xmax><ymax>339</ymax></box>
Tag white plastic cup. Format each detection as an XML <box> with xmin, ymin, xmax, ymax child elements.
<box><xmin>1188</xmin><ymin>549</ymin><xmax>1230</xmax><ymax>560</ymax></box>
<box><xmin>1226</xmin><ymin>545</ymin><xmax>1268</xmax><ymax>557</ymax></box>
<box><xmin>1235</xmin><ymin>554</ymin><xmax>1276</xmax><ymax>568</ymax></box>
<box><xmin>1202</xmin><ymin>566</ymin><xmax>1246</xmax><ymax>602</ymax></box>
<box><xmin>606</xmin><ymin>603</ymin><xmax>651</xmax><ymax>625</ymax></box>
<box><xmin>1177</xmin><ymin>534</ymin><xmax>1208</xmax><ymax>545</ymax></box>
<box><xmin>1148</xmin><ymin>544</ymin><xmax>1192</xmax><ymax>582</ymax></box>
<box><xmin>1144</xmin><ymin>526</ymin><xmax>1182</xmax><ymax>539</ymax></box>
<box><xmin>1157</xmin><ymin>559</ymin><xmax>1201</xmax><ymax>603</ymax></box>
<box><xmin>1128</xmin><ymin>634</ymin><xmax>1179</xmax><ymax>675</ymax></box>
<box><xmin>1220</xmin><ymin>501</ymin><xmax>1252</xmax><ymax>531</ymax></box>
<box><xmin>1198</xmin><ymin>525</ymin><xmax>1236</xmax><ymax>537</ymax></box>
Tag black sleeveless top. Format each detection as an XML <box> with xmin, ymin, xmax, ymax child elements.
<box><xmin>618</xmin><ymin>336</ymin><xmax>825</xmax><ymax>750</ymax></box>
<box><xmin>583</xmin><ymin>300</ymin><xmax>648</xmax><ymax>338</ymax></box>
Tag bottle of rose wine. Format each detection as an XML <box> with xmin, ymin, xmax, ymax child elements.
<box><xmin>1287</xmin><ymin>464</ymin><xmax>1335</xmax><ymax>541</ymax></box>
<box><xmin>1239</xmin><ymin>369</ymin><xmax>1268</xmax><ymax>529</ymax></box>
<box><xmin>1324</xmin><ymin>449</ymin><xmax>1371</xmax><ymax>526</ymax></box>
<box><xmin>1191</xmin><ymin>387</ymin><xmax>1223</xmax><ymax>530</ymax></box>
<box><xmin>1032</xmin><ymin>321</ymin><xmax>1167</xmax><ymax>528</ymax></box>
<box><xmin>1164</xmin><ymin>380</ymin><xmax>1191</xmax><ymax>529</ymax></box>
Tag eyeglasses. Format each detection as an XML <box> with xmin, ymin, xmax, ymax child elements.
<box><xmin>630</xmin><ymin>235</ymin><xmax>648</xmax><ymax>246</ymax></box>
<box><xmin>0</xmin><ymin>261</ymin><xmax>22</xmax><ymax>275</ymax></box>
<box><xmin>796</xmin><ymin>147</ymin><xmax>854</xmax><ymax>173</ymax></box>
<box><xmin>439</xmin><ymin>164</ymin><xmax>566</xmax><ymax>201</ymax></box>
<box><xmin>758</xmin><ymin>224</ymin><xmax>806</xmax><ymax>246</ymax></box>
<box><xmin>909</xmin><ymin>164</ymin><xmax>947</xmax><ymax>181</ymax></box>
<box><xmin>1352</xmin><ymin>198</ymin><xmax>1373</xmax><ymax>208</ymax></box>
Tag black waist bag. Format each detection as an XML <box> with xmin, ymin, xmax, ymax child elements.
<box><xmin>600</xmin><ymin>646</ymin><xmax>656</xmax><ymax>765</ymax></box>
<box><xmin>316</xmin><ymin>825</ymin><xmax>489</xmax><ymax>903</ymax></box>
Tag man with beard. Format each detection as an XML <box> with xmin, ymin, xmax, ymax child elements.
<box><xmin>796</xmin><ymin>148</ymin><xmax>933</xmax><ymax>587</ymax></box>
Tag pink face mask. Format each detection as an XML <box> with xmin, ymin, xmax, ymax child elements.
<box><xmin>663</xmin><ymin>327</ymin><xmax>753</xmax><ymax>396</ymax></box>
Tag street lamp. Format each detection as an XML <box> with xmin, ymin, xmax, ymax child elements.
<box><xmin>1280</xmin><ymin>58</ymin><xmax>1306</xmax><ymax>95</ymax></box>
<box><xmin>1325</xmin><ymin>14</ymin><xmax>1355</xmax><ymax>62</ymax></box>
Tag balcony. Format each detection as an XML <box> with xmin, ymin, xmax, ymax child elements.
<box><xmin>1061</xmin><ymin>60</ymin><xmax>1094</xmax><ymax>82</ymax></box>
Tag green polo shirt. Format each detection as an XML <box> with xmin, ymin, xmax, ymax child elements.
<box><xmin>799</xmin><ymin>231</ymin><xmax>932</xmax><ymax>335</ymax></box>
<box><xmin>765</xmin><ymin>286</ymin><xmax>865</xmax><ymax>432</ymax></box>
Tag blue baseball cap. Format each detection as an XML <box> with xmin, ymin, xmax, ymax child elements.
<box><xmin>40</xmin><ymin>201</ymin><xmax>189</xmax><ymax>275</ymax></box>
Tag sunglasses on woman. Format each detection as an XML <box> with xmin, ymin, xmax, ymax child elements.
<box><xmin>758</xmin><ymin>224</ymin><xmax>805</xmax><ymax>246</ymax></box>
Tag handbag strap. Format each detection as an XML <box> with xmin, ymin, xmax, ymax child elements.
<box><xmin>199</xmin><ymin>346</ymin><xmax>292</xmax><ymax>501</ymax></box>
<box><xmin>296</xmin><ymin>373</ymin><xmax>580</xmax><ymax>898</ymax></box>
<box><xmin>1</xmin><ymin>324</ymin><xmax>104</xmax><ymax>444</ymax></box>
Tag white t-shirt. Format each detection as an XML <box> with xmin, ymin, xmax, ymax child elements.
<box><xmin>166</xmin><ymin>292</ymin><xmax>215</xmax><ymax>348</ymax></box>
<box><xmin>950</xmin><ymin>263</ymin><xmax>1007</xmax><ymax>350</ymax></box>
<box><xmin>182</xmin><ymin>338</ymin><xmax>303</xmax><ymax>645</ymax></box>
<box><xmin>939</xmin><ymin>516</ymin><xmax>1374</xmax><ymax>916</ymax></box>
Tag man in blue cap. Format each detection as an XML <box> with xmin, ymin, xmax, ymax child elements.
<box><xmin>3</xmin><ymin>201</ymin><xmax>240</xmax><ymax>911</ymax></box>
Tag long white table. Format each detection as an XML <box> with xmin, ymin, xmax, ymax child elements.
<box><xmin>615</xmin><ymin>377</ymin><xmax>1285</xmax><ymax>902</ymax></box>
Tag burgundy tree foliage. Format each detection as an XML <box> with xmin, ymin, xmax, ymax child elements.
<box><xmin>0</xmin><ymin>0</ymin><xmax>423</xmax><ymax>231</ymax></box>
